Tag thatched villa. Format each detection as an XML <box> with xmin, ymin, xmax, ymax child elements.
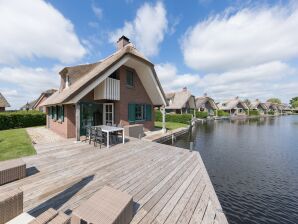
<box><xmin>0</xmin><ymin>92</ymin><xmax>10</xmax><ymax>112</ymax></box>
<box><xmin>218</xmin><ymin>96</ymin><xmax>249</xmax><ymax>116</ymax></box>
<box><xmin>250</xmin><ymin>99</ymin><xmax>268</xmax><ymax>115</ymax></box>
<box><xmin>165</xmin><ymin>87</ymin><xmax>196</xmax><ymax>114</ymax></box>
<box><xmin>195</xmin><ymin>94</ymin><xmax>218</xmax><ymax>116</ymax></box>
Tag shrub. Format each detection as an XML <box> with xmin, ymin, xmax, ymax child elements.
<box><xmin>155</xmin><ymin>110</ymin><xmax>162</xmax><ymax>122</ymax></box>
<box><xmin>268</xmin><ymin>111</ymin><xmax>275</xmax><ymax>115</ymax></box>
<box><xmin>155</xmin><ymin>110</ymin><xmax>192</xmax><ymax>124</ymax></box>
<box><xmin>217</xmin><ymin>110</ymin><xmax>229</xmax><ymax>116</ymax></box>
<box><xmin>0</xmin><ymin>110</ymin><xmax>46</xmax><ymax>130</ymax></box>
<box><xmin>248</xmin><ymin>110</ymin><xmax>259</xmax><ymax>116</ymax></box>
<box><xmin>195</xmin><ymin>111</ymin><xmax>208</xmax><ymax>118</ymax></box>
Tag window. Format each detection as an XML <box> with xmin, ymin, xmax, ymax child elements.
<box><xmin>126</xmin><ymin>70</ymin><xmax>134</xmax><ymax>87</ymax></box>
<box><xmin>128</xmin><ymin>104</ymin><xmax>152</xmax><ymax>122</ymax></box>
<box><xmin>51</xmin><ymin>105</ymin><xmax>64</xmax><ymax>122</ymax></box>
<box><xmin>135</xmin><ymin>104</ymin><xmax>145</xmax><ymax>121</ymax></box>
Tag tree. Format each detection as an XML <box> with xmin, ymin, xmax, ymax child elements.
<box><xmin>267</xmin><ymin>98</ymin><xmax>281</xmax><ymax>104</ymax></box>
<box><xmin>292</xmin><ymin>100</ymin><xmax>298</xmax><ymax>109</ymax></box>
<box><xmin>290</xmin><ymin>97</ymin><xmax>298</xmax><ymax>107</ymax></box>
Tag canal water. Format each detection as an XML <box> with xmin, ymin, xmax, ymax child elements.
<box><xmin>165</xmin><ymin>115</ymin><xmax>298</xmax><ymax>224</ymax></box>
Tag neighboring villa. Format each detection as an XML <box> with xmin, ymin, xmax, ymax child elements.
<box><xmin>250</xmin><ymin>99</ymin><xmax>268</xmax><ymax>115</ymax></box>
<box><xmin>195</xmin><ymin>93</ymin><xmax>218</xmax><ymax>116</ymax></box>
<box><xmin>0</xmin><ymin>92</ymin><xmax>10</xmax><ymax>112</ymax></box>
<box><xmin>265</xmin><ymin>102</ymin><xmax>280</xmax><ymax>114</ymax></box>
<box><xmin>165</xmin><ymin>87</ymin><xmax>196</xmax><ymax>114</ymax></box>
<box><xmin>21</xmin><ymin>89</ymin><xmax>57</xmax><ymax>112</ymax></box>
<box><xmin>218</xmin><ymin>96</ymin><xmax>249</xmax><ymax>116</ymax></box>
<box><xmin>41</xmin><ymin>36</ymin><xmax>167</xmax><ymax>140</ymax></box>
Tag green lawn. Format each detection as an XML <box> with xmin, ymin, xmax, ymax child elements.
<box><xmin>0</xmin><ymin>128</ymin><xmax>36</xmax><ymax>161</ymax></box>
<box><xmin>155</xmin><ymin>121</ymin><xmax>188</xmax><ymax>130</ymax></box>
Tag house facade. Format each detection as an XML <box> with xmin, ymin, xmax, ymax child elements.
<box><xmin>165</xmin><ymin>87</ymin><xmax>196</xmax><ymax>114</ymax></box>
<box><xmin>0</xmin><ymin>93</ymin><xmax>10</xmax><ymax>112</ymax></box>
<box><xmin>250</xmin><ymin>99</ymin><xmax>268</xmax><ymax>115</ymax></box>
<box><xmin>41</xmin><ymin>36</ymin><xmax>167</xmax><ymax>140</ymax></box>
<box><xmin>218</xmin><ymin>96</ymin><xmax>249</xmax><ymax>116</ymax></box>
<box><xmin>195</xmin><ymin>94</ymin><xmax>218</xmax><ymax>116</ymax></box>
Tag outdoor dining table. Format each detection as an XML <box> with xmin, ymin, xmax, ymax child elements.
<box><xmin>93</xmin><ymin>125</ymin><xmax>125</xmax><ymax>148</ymax></box>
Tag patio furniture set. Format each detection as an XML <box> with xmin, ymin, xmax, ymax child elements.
<box><xmin>85</xmin><ymin>124</ymin><xmax>125</xmax><ymax>148</ymax></box>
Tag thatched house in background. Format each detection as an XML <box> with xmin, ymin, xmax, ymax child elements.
<box><xmin>20</xmin><ymin>100</ymin><xmax>37</xmax><ymax>111</ymax></box>
<box><xmin>20</xmin><ymin>89</ymin><xmax>57</xmax><ymax>112</ymax></box>
<box><xmin>218</xmin><ymin>96</ymin><xmax>249</xmax><ymax>116</ymax></box>
<box><xmin>265</xmin><ymin>102</ymin><xmax>279</xmax><ymax>114</ymax></box>
<box><xmin>250</xmin><ymin>99</ymin><xmax>268</xmax><ymax>115</ymax></box>
<box><xmin>0</xmin><ymin>92</ymin><xmax>10</xmax><ymax>112</ymax></box>
<box><xmin>165</xmin><ymin>87</ymin><xmax>196</xmax><ymax>114</ymax></box>
<box><xmin>195</xmin><ymin>93</ymin><xmax>218</xmax><ymax>116</ymax></box>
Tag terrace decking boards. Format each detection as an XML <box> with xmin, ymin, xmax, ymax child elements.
<box><xmin>0</xmin><ymin>138</ymin><xmax>228</xmax><ymax>224</ymax></box>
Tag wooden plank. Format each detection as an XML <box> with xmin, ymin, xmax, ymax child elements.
<box><xmin>163</xmin><ymin>169</ymin><xmax>203</xmax><ymax>224</ymax></box>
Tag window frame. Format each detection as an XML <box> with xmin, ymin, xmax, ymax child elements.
<box><xmin>126</xmin><ymin>69</ymin><xmax>134</xmax><ymax>88</ymax></box>
<box><xmin>135</xmin><ymin>104</ymin><xmax>145</xmax><ymax>121</ymax></box>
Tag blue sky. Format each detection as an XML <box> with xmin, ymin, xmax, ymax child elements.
<box><xmin>0</xmin><ymin>0</ymin><xmax>297</xmax><ymax>109</ymax></box>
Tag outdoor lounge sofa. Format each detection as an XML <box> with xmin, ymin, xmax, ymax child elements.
<box><xmin>0</xmin><ymin>158</ymin><xmax>26</xmax><ymax>185</ymax></box>
<box><xmin>0</xmin><ymin>189</ymin><xmax>23</xmax><ymax>224</ymax></box>
<box><xmin>71</xmin><ymin>186</ymin><xmax>133</xmax><ymax>224</ymax></box>
<box><xmin>124</xmin><ymin>124</ymin><xmax>144</xmax><ymax>138</ymax></box>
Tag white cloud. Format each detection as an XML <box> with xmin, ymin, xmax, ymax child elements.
<box><xmin>91</xmin><ymin>2</ymin><xmax>103</xmax><ymax>20</ymax></box>
<box><xmin>181</xmin><ymin>4</ymin><xmax>298</xmax><ymax>72</ymax></box>
<box><xmin>155</xmin><ymin>63</ymin><xmax>200</xmax><ymax>92</ymax></box>
<box><xmin>0</xmin><ymin>0</ymin><xmax>86</xmax><ymax>65</ymax></box>
<box><xmin>0</xmin><ymin>66</ymin><xmax>60</xmax><ymax>109</ymax></box>
<box><xmin>109</xmin><ymin>2</ymin><xmax>168</xmax><ymax>57</ymax></box>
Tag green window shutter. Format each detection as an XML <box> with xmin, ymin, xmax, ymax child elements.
<box><xmin>128</xmin><ymin>104</ymin><xmax>136</xmax><ymax>122</ymax></box>
<box><xmin>51</xmin><ymin>106</ymin><xmax>54</xmax><ymax>119</ymax></box>
<box><xmin>48</xmin><ymin>107</ymin><xmax>52</xmax><ymax>117</ymax></box>
<box><xmin>61</xmin><ymin>105</ymin><xmax>64</xmax><ymax>122</ymax></box>
<box><xmin>145</xmin><ymin>104</ymin><xmax>152</xmax><ymax>121</ymax></box>
<box><xmin>55</xmin><ymin>106</ymin><xmax>58</xmax><ymax>120</ymax></box>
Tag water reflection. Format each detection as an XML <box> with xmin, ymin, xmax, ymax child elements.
<box><xmin>165</xmin><ymin>116</ymin><xmax>298</xmax><ymax>224</ymax></box>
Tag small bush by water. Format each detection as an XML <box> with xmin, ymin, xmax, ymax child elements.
<box><xmin>249</xmin><ymin>110</ymin><xmax>260</xmax><ymax>116</ymax></box>
<box><xmin>195</xmin><ymin>111</ymin><xmax>208</xmax><ymax>118</ymax></box>
<box><xmin>0</xmin><ymin>111</ymin><xmax>46</xmax><ymax>130</ymax></box>
<box><xmin>217</xmin><ymin>110</ymin><xmax>229</xmax><ymax>116</ymax></box>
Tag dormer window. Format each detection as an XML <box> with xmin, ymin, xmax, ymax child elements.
<box><xmin>66</xmin><ymin>75</ymin><xmax>70</xmax><ymax>88</ymax></box>
<box><xmin>126</xmin><ymin>70</ymin><xmax>134</xmax><ymax>87</ymax></box>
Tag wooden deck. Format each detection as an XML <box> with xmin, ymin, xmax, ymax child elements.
<box><xmin>0</xmin><ymin>138</ymin><xmax>228</xmax><ymax>223</ymax></box>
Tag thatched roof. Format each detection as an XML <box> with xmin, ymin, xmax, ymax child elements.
<box><xmin>265</xmin><ymin>102</ymin><xmax>279</xmax><ymax>110</ymax></box>
<box><xmin>195</xmin><ymin>96</ymin><xmax>218</xmax><ymax>110</ymax></box>
<box><xmin>0</xmin><ymin>92</ymin><xmax>10</xmax><ymax>108</ymax></box>
<box><xmin>20</xmin><ymin>100</ymin><xmax>37</xmax><ymax>110</ymax></box>
<box><xmin>218</xmin><ymin>97</ymin><xmax>249</xmax><ymax>110</ymax></box>
<box><xmin>41</xmin><ymin>43</ymin><xmax>166</xmax><ymax>106</ymax></box>
<box><xmin>165</xmin><ymin>90</ymin><xmax>195</xmax><ymax>110</ymax></box>
<box><xmin>250</xmin><ymin>99</ymin><xmax>268</xmax><ymax>110</ymax></box>
<box><xmin>33</xmin><ymin>89</ymin><xmax>57</xmax><ymax>109</ymax></box>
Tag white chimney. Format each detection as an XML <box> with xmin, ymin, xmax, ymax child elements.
<box><xmin>117</xmin><ymin>35</ymin><xmax>130</xmax><ymax>50</ymax></box>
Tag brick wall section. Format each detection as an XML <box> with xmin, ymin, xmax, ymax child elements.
<box><xmin>114</xmin><ymin>66</ymin><xmax>154</xmax><ymax>130</ymax></box>
<box><xmin>47</xmin><ymin>105</ymin><xmax>76</xmax><ymax>138</ymax></box>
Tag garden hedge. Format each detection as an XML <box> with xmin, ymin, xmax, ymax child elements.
<box><xmin>217</xmin><ymin>110</ymin><xmax>229</xmax><ymax>116</ymax></box>
<box><xmin>0</xmin><ymin>111</ymin><xmax>46</xmax><ymax>130</ymax></box>
<box><xmin>155</xmin><ymin>110</ymin><xmax>192</xmax><ymax>124</ymax></box>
